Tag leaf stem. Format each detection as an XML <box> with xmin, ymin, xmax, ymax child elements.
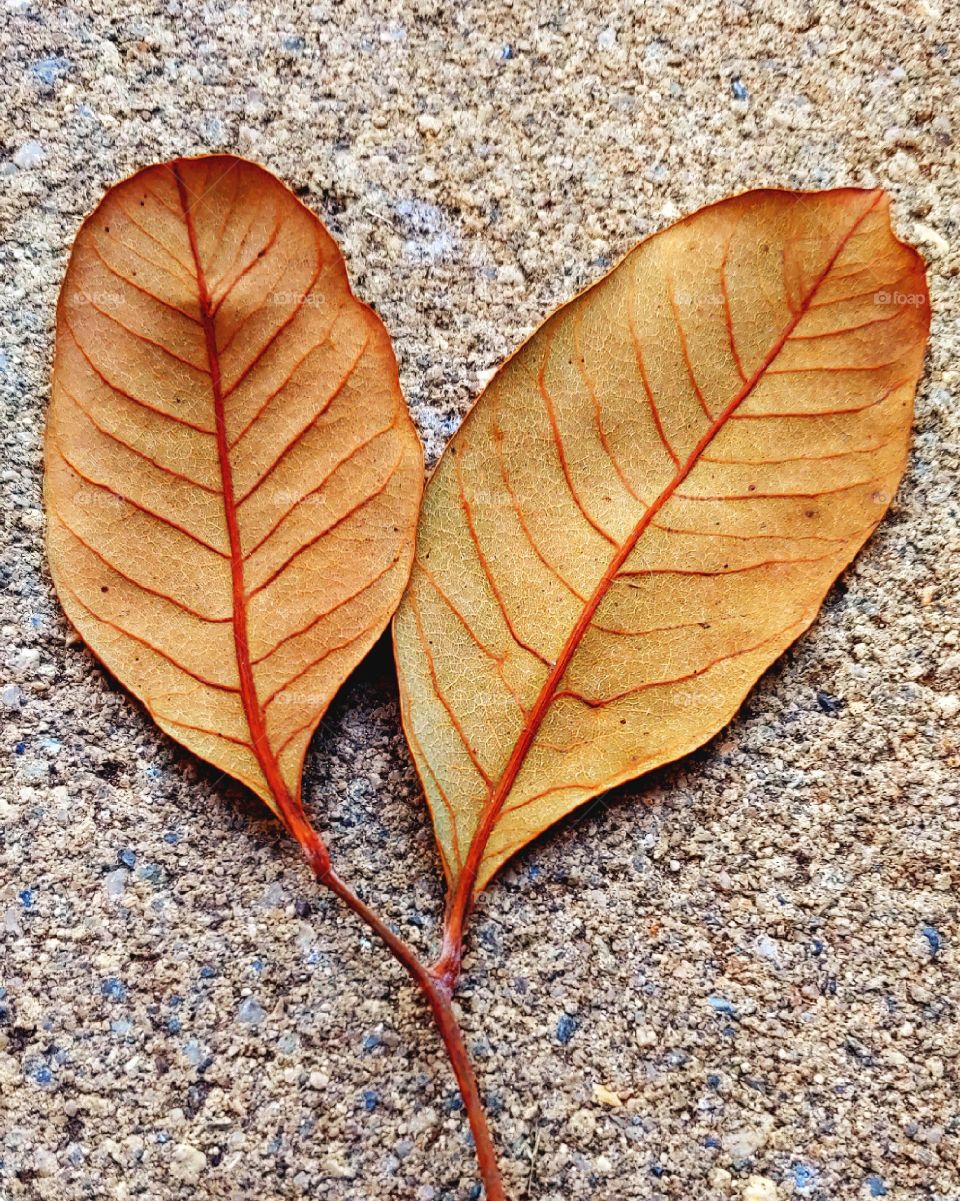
<box><xmin>299</xmin><ymin>839</ymin><xmax>506</xmax><ymax>1201</ymax></box>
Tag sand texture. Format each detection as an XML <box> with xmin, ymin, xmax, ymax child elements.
<box><xmin>1</xmin><ymin>2</ymin><xmax>958</xmax><ymax>1199</ymax></box>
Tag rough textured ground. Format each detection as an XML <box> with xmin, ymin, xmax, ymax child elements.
<box><xmin>1</xmin><ymin>2</ymin><xmax>958</xmax><ymax>1199</ymax></box>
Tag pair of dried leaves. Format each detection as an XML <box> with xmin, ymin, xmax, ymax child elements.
<box><xmin>47</xmin><ymin>155</ymin><xmax>929</xmax><ymax>918</ymax></box>
<box><xmin>45</xmin><ymin>153</ymin><xmax>930</xmax><ymax>1197</ymax></box>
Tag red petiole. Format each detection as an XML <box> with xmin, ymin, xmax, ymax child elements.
<box><xmin>299</xmin><ymin>822</ymin><xmax>506</xmax><ymax>1201</ymax></box>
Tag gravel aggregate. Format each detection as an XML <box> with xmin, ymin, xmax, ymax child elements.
<box><xmin>1</xmin><ymin>2</ymin><xmax>958</xmax><ymax>1198</ymax></box>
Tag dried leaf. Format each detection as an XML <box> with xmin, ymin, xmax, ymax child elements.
<box><xmin>394</xmin><ymin>188</ymin><xmax>929</xmax><ymax>895</ymax></box>
<box><xmin>45</xmin><ymin>155</ymin><xmax>423</xmax><ymax>831</ymax></box>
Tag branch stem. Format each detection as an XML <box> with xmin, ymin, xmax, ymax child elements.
<box><xmin>302</xmin><ymin>844</ymin><xmax>506</xmax><ymax>1201</ymax></box>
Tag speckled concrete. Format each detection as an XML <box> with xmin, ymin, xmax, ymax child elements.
<box><xmin>1</xmin><ymin>3</ymin><xmax>958</xmax><ymax>1199</ymax></box>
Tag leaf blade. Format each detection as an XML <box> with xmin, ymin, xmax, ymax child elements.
<box><xmin>394</xmin><ymin>187</ymin><xmax>929</xmax><ymax>894</ymax></box>
<box><xmin>46</xmin><ymin>155</ymin><xmax>423</xmax><ymax>828</ymax></box>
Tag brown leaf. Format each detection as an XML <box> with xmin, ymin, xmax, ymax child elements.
<box><xmin>394</xmin><ymin>188</ymin><xmax>929</xmax><ymax>897</ymax></box>
<box><xmin>45</xmin><ymin>155</ymin><xmax>423</xmax><ymax>835</ymax></box>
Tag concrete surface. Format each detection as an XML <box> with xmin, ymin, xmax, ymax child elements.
<box><xmin>1</xmin><ymin>2</ymin><xmax>958</xmax><ymax>1199</ymax></box>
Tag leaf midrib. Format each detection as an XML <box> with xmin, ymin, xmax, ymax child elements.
<box><xmin>172</xmin><ymin>163</ymin><xmax>300</xmax><ymax>831</ymax></box>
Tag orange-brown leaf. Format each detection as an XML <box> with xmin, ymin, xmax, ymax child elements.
<box><xmin>394</xmin><ymin>188</ymin><xmax>929</xmax><ymax>896</ymax></box>
<box><xmin>45</xmin><ymin>155</ymin><xmax>423</xmax><ymax>834</ymax></box>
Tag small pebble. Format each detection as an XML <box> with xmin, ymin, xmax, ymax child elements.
<box><xmin>556</xmin><ymin>1014</ymin><xmax>578</xmax><ymax>1044</ymax></box>
<box><xmin>743</xmin><ymin>1177</ymin><xmax>778</xmax><ymax>1201</ymax></box>
<box><xmin>568</xmin><ymin>1108</ymin><xmax>596</xmax><ymax>1141</ymax></box>
<box><xmin>416</xmin><ymin>114</ymin><xmax>442</xmax><ymax>135</ymax></box>
<box><xmin>100</xmin><ymin>978</ymin><xmax>126</xmax><ymax>1002</ymax></box>
<box><xmin>12</xmin><ymin>141</ymin><xmax>45</xmax><ymax>169</ymax></box>
<box><xmin>30</xmin><ymin>1064</ymin><xmax>53</xmax><ymax>1086</ymax></box>
<box><xmin>12</xmin><ymin>648</ymin><xmax>39</xmax><ymax>671</ymax></box>
<box><xmin>816</xmin><ymin>690</ymin><xmax>845</xmax><ymax>715</ymax></box>
<box><xmin>183</xmin><ymin>1040</ymin><xmax>205</xmax><ymax>1067</ymax></box>
<box><xmin>33</xmin><ymin>1147</ymin><xmax>58</xmax><ymax>1177</ymax></box>
<box><xmin>921</xmin><ymin>925</ymin><xmax>941</xmax><ymax>956</ymax></box>
<box><xmin>104</xmin><ymin>869</ymin><xmax>128</xmax><ymax>898</ymax></box>
<box><xmin>31</xmin><ymin>56</ymin><xmax>70</xmax><ymax>86</ymax></box>
<box><xmin>723</xmin><ymin>1125</ymin><xmax>769</xmax><ymax>1160</ymax></box>
<box><xmin>793</xmin><ymin>1163</ymin><xmax>817</xmax><ymax>1189</ymax></box>
<box><xmin>170</xmin><ymin>1142</ymin><xmax>206</xmax><ymax>1185</ymax></box>
<box><xmin>593</xmin><ymin>1082</ymin><xmax>622</xmax><ymax>1107</ymax></box>
<box><xmin>237</xmin><ymin>997</ymin><xmax>265</xmax><ymax>1025</ymax></box>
